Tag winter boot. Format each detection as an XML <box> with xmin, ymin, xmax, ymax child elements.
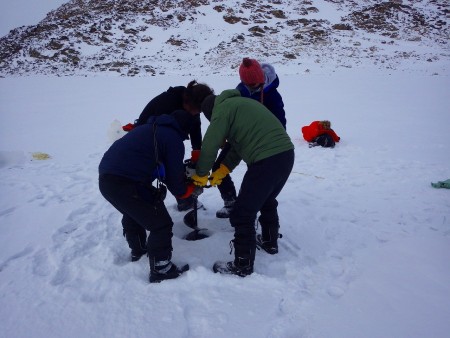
<box><xmin>123</xmin><ymin>228</ymin><xmax>147</xmax><ymax>262</ymax></box>
<box><xmin>256</xmin><ymin>234</ymin><xmax>282</xmax><ymax>255</ymax></box>
<box><xmin>213</xmin><ymin>257</ymin><xmax>253</xmax><ymax>277</ymax></box>
<box><xmin>213</xmin><ymin>239</ymin><xmax>255</xmax><ymax>277</ymax></box>
<box><xmin>149</xmin><ymin>258</ymin><xmax>189</xmax><ymax>283</ymax></box>
<box><xmin>216</xmin><ymin>197</ymin><xmax>236</xmax><ymax>219</ymax></box>
<box><xmin>256</xmin><ymin>227</ymin><xmax>282</xmax><ymax>255</ymax></box>
<box><xmin>131</xmin><ymin>249</ymin><xmax>147</xmax><ymax>262</ymax></box>
<box><xmin>176</xmin><ymin>196</ymin><xmax>203</xmax><ymax>212</ymax></box>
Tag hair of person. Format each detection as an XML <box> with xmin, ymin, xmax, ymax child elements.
<box><xmin>183</xmin><ymin>80</ymin><xmax>214</xmax><ymax>111</ymax></box>
<box><xmin>200</xmin><ymin>94</ymin><xmax>216</xmax><ymax>121</ymax></box>
<box><xmin>320</xmin><ymin>120</ymin><xmax>331</xmax><ymax>129</ymax></box>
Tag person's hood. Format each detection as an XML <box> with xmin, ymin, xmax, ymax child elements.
<box><xmin>261</xmin><ymin>63</ymin><xmax>279</xmax><ymax>91</ymax></box>
<box><xmin>261</xmin><ymin>63</ymin><xmax>276</xmax><ymax>85</ymax></box>
<box><xmin>215</xmin><ymin>89</ymin><xmax>241</xmax><ymax>106</ymax></box>
<box><xmin>166</xmin><ymin>86</ymin><xmax>186</xmax><ymax>96</ymax></box>
<box><xmin>146</xmin><ymin>111</ymin><xmax>191</xmax><ymax>140</ymax></box>
<box><xmin>204</xmin><ymin>89</ymin><xmax>240</xmax><ymax>122</ymax></box>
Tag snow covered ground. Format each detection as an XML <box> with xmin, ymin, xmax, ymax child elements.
<box><xmin>1</xmin><ymin>70</ymin><xmax>449</xmax><ymax>338</ymax></box>
<box><xmin>1</xmin><ymin>1</ymin><xmax>449</xmax><ymax>336</ymax></box>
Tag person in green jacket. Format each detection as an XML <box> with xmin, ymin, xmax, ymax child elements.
<box><xmin>191</xmin><ymin>89</ymin><xmax>295</xmax><ymax>277</ymax></box>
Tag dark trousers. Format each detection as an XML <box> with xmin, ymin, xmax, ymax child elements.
<box><xmin>99</xmin><ymin>174</ymin><xmax>173</xmax><ymax>261</ymax></box>
<box><xmin>229</xmin><ymin>149</ymin><xmax>295</xmax><ymax>263</ymax></box>
<box><xmin>212</xmin><ymin>143</ymin><xmax>237</xmax><ymax>201</ymax></box>
<box><xmin>314</xmin><ymin>134</ymin><xmax>335</xmax><ymax>148</ymax></box>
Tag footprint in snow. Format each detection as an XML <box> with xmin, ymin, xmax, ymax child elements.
<box><xmin>0</xmin><ymin>246</ymin><xmax>34</xmax><ymax>273</ymax></box>
<box><xmin>32</xmin><ymin>248</ymin><xmax>54</xmax><ymax>277</ymax></box>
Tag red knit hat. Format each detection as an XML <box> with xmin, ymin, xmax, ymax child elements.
<box><xmin>239</xmin><ymin>58</ymin><xmax>265</xmax><ymax>85</ymax></box>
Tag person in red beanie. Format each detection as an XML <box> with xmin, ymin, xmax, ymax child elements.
<box><xmin>209</xmin><ymin>57</ymin><xmax>287</xmax><ymax>219</ymax></box>
<box><xmin>237</xmin><ymin>58</ymin><xmax>286</xmax><ymax>128</ymax></box>
<box><xmin>238</xmin><ymin>58</ymin><xmax>265</xmax><ymax>88</ymax></box>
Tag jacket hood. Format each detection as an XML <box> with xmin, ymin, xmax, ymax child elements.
<box><xmin>261</xmin><ymin>63</ymin><xmax>279</xmax><ymax>91</ymax></box>
<box><xmin>146</xmin><ymin>113</ymin><xmax>190</xmax><ymax>140</ymax></box>
<box><xmin>215</xmin><ymin>89</ymin><xmax>241</xmax><ymax>106</ymax></box>
<box><xmin>261</xmin><ymin>63</ymin><xmax>277</xmax><ymax>86</ymax></box>
<box><xmin>166</xmin><ymin>86</ymin><xmax>186</xmax><ymax>96</ymax></box>
<box><xmin>205</xmin><ymin>89</ymin><xmax>240</xmax><ymax>122</ymax></box>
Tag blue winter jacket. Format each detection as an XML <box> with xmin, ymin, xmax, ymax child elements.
<box><xmin>99</xmin><ymin>114</ymin><xmax>188</xmax><ymax>197</ymax></box>
<box><xmin>236</xmin><ymin>63</ymin><xmax>286</xmax><ymax>129</ymax></box>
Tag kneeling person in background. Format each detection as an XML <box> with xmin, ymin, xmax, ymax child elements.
<box><xmin>302</xmin><ymin>120</ymin><xmax>340</xmax><ymax>148</ymax></box>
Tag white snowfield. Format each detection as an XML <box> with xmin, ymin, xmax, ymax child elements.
<box><xmin>1</xmin><ymin>71</ymin><xmax>449</xmax><ymax>338</ymax></box>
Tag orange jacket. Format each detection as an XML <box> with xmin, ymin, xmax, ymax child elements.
<box><xmin>302</xmin><ymin>121</ymin><xmax>340</xmax><ymax>142</ymax></box>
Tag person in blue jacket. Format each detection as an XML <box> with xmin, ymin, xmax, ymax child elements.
<box><xmin>213</xmin><ymin>57</ymin><xmax>287</xmax><ymax>219</ymax></box>
<box><xmin>123</xmin><ymin>80</ymin><xmax>214</xmax><ymax>212</ymax></box>
<box><xmin>99</xmin><ymin>110</ymin><xmax>198</xmax><ymax>283</ymax></box>
<box><xmin>236</xmin><ymin>58</ymin><xmax>286</xmax><ymax>129</ymax></box>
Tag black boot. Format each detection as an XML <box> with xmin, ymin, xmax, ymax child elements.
<box><xmin>213</xmin><ymin>257</ymin><xmax>253</xmax><ymax>277</ymax></box>
<box><xmin>213</xmin><ymin>239</ymin><xmax>255</xmax><ymax>277</ymax></box>
<box><xmin>256</xmin><ymin>226</ymin><xmax>282</xmax><ymax>255</ymax></box>
<box><xmin>123</xmin><ymin>228</ymin><xmax>147</xmax><ymax>262</ymax></box>
<box><xmin>215</xmin><ymin>199</ymin><xmax>235</xmax><ymax>218</ymax></box>
<box><xmin>256</xmin><ymin>233</ymin><xmax>282</xmax><ymax>255</ymax></box>
<box><xmin>176</xmin><ymin>196</ymin><xmax>203</xmax><ymax>212</ymax></box>
<box><xmin>131</xmin><ymin>249</ymin><xmax>147</xmax><ymax>262</ymax></box>
<box><xmin>149</xmin><ymin>258</ymin><xmax>189</xmax><ymax>283</ymax></box>
<box><xmin>216</xmin><ymin>193</ymin><xmax>236</xmax><ymax>219</ymax></box>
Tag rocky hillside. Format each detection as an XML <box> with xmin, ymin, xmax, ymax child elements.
<box><xmin>0</xmin><ymin>0</ymin><xmax>448</xmax><ymax>76</ymax></box>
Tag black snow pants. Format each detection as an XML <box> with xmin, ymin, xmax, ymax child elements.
<box><xmin>229</xmin><ymin>149</ymin><xmax>295</xmax><ymax>264</ymax></box>
<box><xmin>99</xmin><ymin>174</ymin><xmax>173</xmax><ymax>261</ymax></box>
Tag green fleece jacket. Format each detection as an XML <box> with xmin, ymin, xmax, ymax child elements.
<box><xmin>196</xmin><ymin>89</ymin><xmax>294</xmax><ymax>176</ymax></box>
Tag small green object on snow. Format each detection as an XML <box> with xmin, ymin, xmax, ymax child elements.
<box><xmin>32</xmin><ymin>152</ymin><xmax>51</xmax><ymax>160</ymax></box>
<box><xmin>431</xmin><ymin>179</ymin><xmax>450</xmax><ymax>189</ymax></box>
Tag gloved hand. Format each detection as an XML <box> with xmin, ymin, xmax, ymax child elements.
<box><xmin>209</xmin><ymin>164</ymin><xmax>230</xmax><ymax>186</ymax></box>
<box><xmin>177</xmin><ymin>183</ymin><xmax>196</xmax><ymax>199</ymax></box>
<box><xmin>191</xmin><ymin>150</ymin><xmax>201</xmax><ymax>163</ymax></box>
<box><xmin>122</xmin><ymin>123</ymin><xmax>135</xmax><ymax>132</ymax></box>
<box><xmin>191</xmin><ymin>173</ymin><xmax>209</xmax><ymax>187</ymax></box>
